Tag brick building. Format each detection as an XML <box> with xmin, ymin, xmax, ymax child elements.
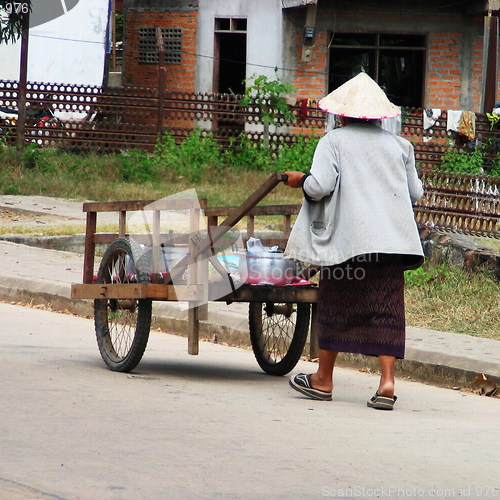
<box><xmin>284</xmin><ymin>0</ymin><xmax>499</xmax><ymax>114</ymax></box>
<box><xmin>121</xmin><ymin>0</ymin><xmax>499</xmax><ymax>132</ymax></box>
<box><xmin>123</xmin><ymin>0</ymin><xmax>199</xmax><ymax>92</ymax></box>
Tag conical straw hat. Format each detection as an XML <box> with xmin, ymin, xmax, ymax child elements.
<box><xmin>318</xmin><ymin>72</ymin><xmax>401</xmax><ymax>119</ymax></box>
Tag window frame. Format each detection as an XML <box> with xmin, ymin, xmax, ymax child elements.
<box><xmin>214</xmin><ymin>17</ymin><xmax>247</xmax><ymax>34</ymax></box>
<box><xmin>328</xmin><ymin>32</ymin><xmax>428</xmax><ymax>107</ymax></box>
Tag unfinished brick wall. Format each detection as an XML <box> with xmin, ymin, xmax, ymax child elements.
<box><xmin>123</xmin><ymin>9</ymin><xmax>198</xmax><ymax>130</ymax></box>
<box><xmin>426</xmin><ymin>32</ymin><xmax>462</xmax><ymax>109</ymax></box>
<box><xmin>290</xmin><ymin>32</ymin><xmax>328</xmax><ymax>102</ymax></box>
<box><xmin>124</xmin><ymin>10</ymin><xmax>198</xmax><ymax>91</ymax></box>
<box><xmin>289</xmin><ymin>30</ymin><xmax>328</xmax><ymax>135</ymax></box>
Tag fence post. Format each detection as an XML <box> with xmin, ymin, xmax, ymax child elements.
<box><xmin>16</xmin><ymin>10</ymin><xmax>30</xmax><ymax>149</ymax></box>
<box><xmin>483</xmin><ymin>13</ymin><xmax>499</xmax><ymax>113</ymax></box>
<box><xmin>156</xmin><ymin>28</ymin><xmax>165</xmax><ymax>136</ymax></box>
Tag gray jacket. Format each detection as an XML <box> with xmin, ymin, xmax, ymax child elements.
<box><xmin>284</xmin><ymin>122</ymin><xmax>424</xmax><ymax>268</ymax></box>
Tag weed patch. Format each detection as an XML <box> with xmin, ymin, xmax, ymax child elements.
<box><xmin>405</xmin><ymin>263</ymin><xmax>499</xmax><ymax>338</ymax></box>
<box><xmin>439</xmin><ymin>140</ymin><xmax>500</xmax><ymax>176</ymax></box>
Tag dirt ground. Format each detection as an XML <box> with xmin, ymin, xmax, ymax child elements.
<box><xmin>0</xmin><ymin>208</ymin><xmax>70</xmax><ymax>228</ymax></box>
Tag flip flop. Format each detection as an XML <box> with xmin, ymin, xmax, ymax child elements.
<box><xmin>289</xmin><ymin>373</ymin><xmax>332</xmax><ymax>401</ymax></box>
<box><xmin>367</xmin><ymin>392</ymin><xmax>397</xmax><ymax>410</ymax></box>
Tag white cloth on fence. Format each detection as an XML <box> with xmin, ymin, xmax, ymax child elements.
<box><xmin>447</xmin><ymin>110</ymin><xmax>463</xmax><ymax>132</ymax></box>
<box><xmin>423</xmin><ymin>109</ymin><xmax>441</xmax><ymax>129</ymax></box>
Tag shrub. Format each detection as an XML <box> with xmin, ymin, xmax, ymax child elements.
<box><xmin>405</xmin><ymin>264</ymin><xmax>449</xmax><ymax>288</ymax></box>
<box><xmin>439</xmin><ymin>139</ymin><xmax>500</xmax><ymax>177</ymax></box>
<box><xmin>119</xmin><ymin>149</ymin><xmax>160</xmax><ymax>183</ymax></box>
<box><xmin>223</xmin><ymin>133</ymin><xmax>318</xmax><ymax>173</ymax></box>
<box><xmin>439</xmin><ymin>147</ymin><xmax>484</xmax><ymax>175</ymax></box>
<box><xmin>176</xmin><ymin>129</ymin><xmax>223</xmax><ymax>181</ymax></box>
<box><xmin>274</xmin><ymin>135</ymin><xmax>319</xmax><ymax>173</ymax></box>
<box><xmin>240</xmin><ymin>72</ymin><xmax>296</xmax><ymax>148</ymax></box>
<box><xmin>154</xmin><ymin>129</ymin><xmax>223</xmax><ymax>182</ymax></box>
<box><xmin>224</xmin><ymin>134</ymin><xmax>273</xmax><ymax>171</ymax></box>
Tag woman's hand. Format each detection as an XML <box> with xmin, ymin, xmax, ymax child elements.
<box><xmin>284</xmin><ymin>171</ymin><xmax>305</xmax><ymax>188</ymax></box>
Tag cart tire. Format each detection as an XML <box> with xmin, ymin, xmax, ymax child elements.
<box><xmin>248</xmin><ymin>302</ymin><xmax>310</xmax><ymax>376</ymax></box>
<box><xmin>94</xmin><ymin>237</ymin><xmax>152</xmax><ymax>372</ymax></box>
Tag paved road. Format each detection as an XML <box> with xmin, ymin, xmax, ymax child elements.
<box><xmin>1</xmin><ymin>302</ymin><xmax>499</xmax><ymax>500</ymax></box>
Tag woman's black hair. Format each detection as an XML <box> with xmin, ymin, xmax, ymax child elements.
<box><xmin>343</xmin><ymin>117</ymin><xmax>379</xmax><ymax>125</ymax></box>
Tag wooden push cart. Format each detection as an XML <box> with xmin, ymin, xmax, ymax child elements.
<box><xmin>71</xmin><ymin>172</ymin><xmax>319</xmax><ymax>376</ymax></box>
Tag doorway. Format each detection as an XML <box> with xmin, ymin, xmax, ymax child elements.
<box><xmin>214</xmin><ymin>18</ymin><xmax>247</xmax><ymax>131</ymax></box>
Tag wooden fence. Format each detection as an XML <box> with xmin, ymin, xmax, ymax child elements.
<box><xmin>1</xmin><ymin>79</ymin><xmax>499</xmax><ymax>166</ymax></box>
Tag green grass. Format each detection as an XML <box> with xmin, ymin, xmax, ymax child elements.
<box><xmin>0</xmin><ymin>142</ymin><xmax>305</xmax><ymax>206</ymax></box>
<box><xmin>405</xmin><ymin>264</ymin><xmax>499</xmax><ymax>339</ymax></box>
<box><xmin>472</xmin><ymin>236</ymin><xmax>500</xmax><ymax>253</ymax></box>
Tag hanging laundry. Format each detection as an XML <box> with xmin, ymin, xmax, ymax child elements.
<box><xmin>446</xmin><ymin>110</ymin><xmax>463</xmax><ymax>133</ymax></box>
<box><xmin>423</xmin><ymin>109</ymin><xmax>441</xmax><ymax>130</ymax></box>
<box><xmin>300</xmin><ymin>98</ymin><xmax>309</xmax><ymax>120</ymax></box>
<box><xmin>457</xmin><ymin>111</ymin><xmax>476</xmax><ymax>140</ymax></box>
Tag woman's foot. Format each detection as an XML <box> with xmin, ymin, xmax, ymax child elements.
<box><xmin>289</xmin><ymin>373</ymin><xmax>332</xmax><ymax>401</ymax></box>
<box><xmin>377</xmin><ymin>355</ymin><xmax>396</xmax><ymax>398</ymax></box>
<box><xmin>367</xmin><ymin>392</ymin><xmax>397</xmax><ymax>410</ymax></box>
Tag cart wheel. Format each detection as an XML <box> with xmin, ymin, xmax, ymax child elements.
<box><xmin>94</xmin><ymin>237</ymin><xmax>152</xmax><ymax>372</ymax></box>
<box><xmin>248</xmin><ymin>302</ymin><xmax>310</xmax><ymax>376</ymax></box>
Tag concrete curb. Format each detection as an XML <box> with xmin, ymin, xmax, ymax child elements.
<box><xmin>1</xmin><ymin>278</ymin><xmax>499</xmax><ymax>392</ymax></box>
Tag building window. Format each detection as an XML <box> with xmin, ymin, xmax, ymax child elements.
<box><xmin>214</xmin><ymin>17</ymin><xmax>247</xmax><ymax>33</ymax></box>
<box><xmin>329</xmin><ymin>33</ymin><xmax>426</xmax><ymax>107</ymax></box>
<box><xmin>139</xmin><ymin>27</ymin><xmax>182</xmax><ymax>64</ymax></box>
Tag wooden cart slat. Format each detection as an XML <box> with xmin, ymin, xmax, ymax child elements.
<box><xmin>71</xmin><ymin>283</ymin><xmax>203</xmax><ymax>301</ymax></box>
<box><xmin>217</xmin><ymin>284</ymin><xmax>318</xmax><ymax>303</ymax></box>
<box><xmin>71</xmin><ymin>282</ymin><xmax>318</xmax><ymax>303</ymax></box>
<box><xmin>91</xmin><ymin>233</ymin><xmax>287</xmax><ymax>248</ymax></box>
<box><xmin>204</xmin><ymin>204</ymin><xmax>301</xmax><ymax>217</ymax></box>
<box><xmin>83</xmin><ymin>198</ymin><xmax>208</xmax><ymax>213</ymax></box>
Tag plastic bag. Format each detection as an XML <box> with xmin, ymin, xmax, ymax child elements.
<box><xmin>246</xmin><ymin>237</ymin><xmax>280</xmax><ymax>254</ymax></box>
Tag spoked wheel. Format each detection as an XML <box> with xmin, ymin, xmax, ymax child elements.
<box><xmin>94</xmin><ymin>237</ymin><xmax>152</xmax><ymax>372</ymax></box>
<box><xmin>248</xmin><ymin>302</ymin><xmax>311</xmax><ymax>376</ymax></box>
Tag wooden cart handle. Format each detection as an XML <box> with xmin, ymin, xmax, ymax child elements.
<box><xmin>167</xmin><ymin>171</ymin><xmax>288</xmax><ymax>283</ymax></box>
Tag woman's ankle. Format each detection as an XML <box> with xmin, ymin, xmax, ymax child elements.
<box><xmin>378</xmin><ymin>380</ymin><xmax>395</xmax><ymax>398</ymax></box>
<box><xmin>311</xmin><ymin>372</ymin><xmax>333</xmax><ymax>392</ymax></box>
